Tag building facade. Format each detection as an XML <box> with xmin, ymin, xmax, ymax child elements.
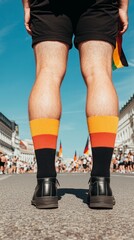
<box><xmin>0</xmin><ymin>112</ymin><xmax>20</xmax><ymax>155</ymax></box>
<box><xmin>116</xmin><ymin>94</ymin><xmax>134</xmax><ymax>152</ymax></box>
<box><xmin>20</xmin><ymin>139</ymin><xmax>35</xmax><ymax>163</ymax></box>
<box><xmin>0</xmin><ymin>113</ymin><xmax>35</xmax><ymax>162</ymax></box>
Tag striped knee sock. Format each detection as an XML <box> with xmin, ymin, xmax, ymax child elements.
<box><xmin>30</xmin><ymin>118</ymin><xmax>60</xmax><ymax>178</ymax></box>
<box><xmin>87</xmin><ymin>116</ymin><xmax>119</xmax><ymax>177</ymax></box>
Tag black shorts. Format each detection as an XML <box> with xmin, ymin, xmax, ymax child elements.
<box><xmin>30</xmin><ymin>0</ymin><xmax>119</xmax><ymax>48</ymax></box>
<box><xmin>0</xmin><ymin>162</ymin><xmax>5</xmax><ymax>167</ymax></box>
<box><xmin>119</xmin><ymin>162</ymin><xmax>124</xmax><ymax>166</ymax></box>
<box><xmin>113</xmin><ymin>163</ymin><xmax>116</xmax><ymax>169</ymax></box>
<box><xmin>83</xmin><ymin>164</ymin><xmax>87</xmax><ymax>169</ymax></box>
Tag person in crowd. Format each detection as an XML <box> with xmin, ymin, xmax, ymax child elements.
<box><xmin>12</xmin><ymin>156</ymin><xmax>17</xmax><ymax>174</ymax></box>
<box><xmin>0</xmin><ymin>154</ymin><xmax>7</xmax><ymax>174</ymax></box>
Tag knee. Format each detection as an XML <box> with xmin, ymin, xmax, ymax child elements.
<box><xmin>81</xmin><ymin>65</ymin><xmax>94</xmax><ymax>86</ymax></box>
<box><xmin>36</xmin><ymin>63</ymin><xmax>67</xmax><ymax>86</ymax></box>
<box><xmin>81</xmin><ymin>64</ymin><xmax>112</xmax><ymax>87</ymax></box>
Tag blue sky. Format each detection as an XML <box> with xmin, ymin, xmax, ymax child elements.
<box><xmin>0</xmin><ymin>0</ymin><xmax>134</xmax><ymax>158</ymax></box>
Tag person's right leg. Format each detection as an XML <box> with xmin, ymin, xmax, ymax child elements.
<box><xmin>79</xmin><ymin>40</ymin><xmax>119</xmax><ymax>209</ymax></box>
<box><xmin>74</xmin><ymin>0</ymin><xmax>119</xmax><ymax>208</ymax></box>
<box><xmin>29</xmin><ymin>41</ymin><xmax>69</xmax><ymax>208</ymax></box>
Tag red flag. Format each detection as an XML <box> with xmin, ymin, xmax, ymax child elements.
<box><xmin>74</xmin><ymin>150</ymin><xmax>77</xmax><ymax>161</ymax></box>
<box><xmin>83</xmin><ymin>137</ymin><xmax>89</xmax><ymax>155</ymax></box>
<box><xmin>58</xmin><ymin>141</ymin><xmax>63</xmax><ymax>158</ymax></box>
<box><xmin>20</xmin><ymin>140</ymin><xmax>27</xmax><ymax>150</ymax></box>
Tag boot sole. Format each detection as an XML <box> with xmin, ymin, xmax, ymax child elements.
<box><xmin>88</xmin><ymin>196</ymin><xmax>114</xmax><ymax>209</ymax></box>
<box><xmin>31</xmin><ymin>196</ymin><xmax>58</xmax><ymax>209</ymax></box>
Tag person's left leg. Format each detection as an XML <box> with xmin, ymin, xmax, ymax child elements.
<box><xmin>29</xmin><ymin>41</ymin><xmax>69</xmax><ymax>209</ymax></box>
<box><xmin>79</xmin><ymin>40</ymin><xmax>119</xmax><ymax>208</ymax></box>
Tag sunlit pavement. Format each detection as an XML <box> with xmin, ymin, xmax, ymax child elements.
<box><xmin>0</xmin><ymin>172</ymin><xmax>134</xmax><ymax>240</ymax></box>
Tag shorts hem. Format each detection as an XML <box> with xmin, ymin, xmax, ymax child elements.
<box><xmin>74</xmin><ymin>34</ymin><xmax>116</xmax><ymax>49</ymax></box>
<box><xmin>32</xmin><ymin>36</ymin><xmax>72</xmax><ymax>49</ymax></box>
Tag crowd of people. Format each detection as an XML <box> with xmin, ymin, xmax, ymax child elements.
<box><xmin>0</xmin><ymin>151</ymin><xmax>134</xmax><ymax>175</ymax></box>
<box><xmin>0</xmin><ymin>154</ymin><xmax>36</xmax><ymax>175</ymax></box>
<box><xmin>112</xmin><ymin>151</ymin><xmax>134</xmax><ymax>174</ymax></box>
<box><xmin>55</xmin><ymin>151</ymin><xmax>134</xmax><ymax>174</ymax></box>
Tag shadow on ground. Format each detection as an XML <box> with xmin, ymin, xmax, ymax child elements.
<box><xmin>58</xmin><ymin>188</ymin><xmax>88</xmax><ymax>204</ymax></box>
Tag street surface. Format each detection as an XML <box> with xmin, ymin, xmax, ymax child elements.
<box><xmin>0</xmin><ymin>172</ymin><xmax>134</xmax><ymax>240</ymax></box>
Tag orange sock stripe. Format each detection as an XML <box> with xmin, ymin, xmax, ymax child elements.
<box><xmin>87</xmin><ymin>116</ymin><xmax>118</xmax><ymax>134</ymax></box>
<box><xmin>32</xmin><ymin>134</ymin><xmax>58</xmax><ymax>150</ymax></box>
<box><xmin>30</xmin><ymin>118</ymin><xmax>60</xmax><ymax>137</ymax></box>
<box><xmin>113</xmin><ymin>36</ymin><xmax>124</xmax><ymax>68</ymax></box>
<box><xmin>90</xmin><ymin>132</ymin><xmax>116</xmax><ymax>148</ymax></box>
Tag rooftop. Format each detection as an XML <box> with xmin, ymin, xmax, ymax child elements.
<box><xmin>120</xmin><ymin>93</ymin><xmax>134</xmax><ymax>113</ymax></box>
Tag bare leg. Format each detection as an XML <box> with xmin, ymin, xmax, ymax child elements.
<box><xmin>79</xmin><ymin>40</ymin><xmax>119</xmax><ymax>117</ymax></box>
<box><xmin>79</xmin><ymin>40</ymin><xmax>119</xmax><ymax>178</ymax></box>
<box><xmin>28</xmin><ymin>41</ymin><xmax>69</xmax><ymax>120</ymax></box>
<box><xmin>29</xmin><ymin>41</ymin><xmax>69</xmax><ymax>179</ymax></box>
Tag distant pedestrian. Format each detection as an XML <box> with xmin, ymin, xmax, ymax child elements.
<box><xmin>0</xmin><ymin>154</ymin><xmax>7</xmax><ymax>174</ymax></box>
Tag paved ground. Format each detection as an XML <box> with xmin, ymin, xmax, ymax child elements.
<box><xmin>0</xmin><ymin>172</ymin><xmax>134</xmax><ymax>240</ymax></box>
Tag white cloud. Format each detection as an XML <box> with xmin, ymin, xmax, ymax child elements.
<box><xmin>0</xmin><ymin>0</ymin><xmax>9</xmax><ymax>4</ymax></box>
<box><xmin>60</xmin><ymin>123</ymin><xmax>75</xmax><ymax>131</ymax></box>
<box><xmin>128</xmin><ymin>59</ymin><xmax>134</xmax><ymax>67</ymax></box>
<box><xmin>0</xmin><ymin>24</ymin><xmax>16</xmax><ymax>39</ymax></box>
<box><xmin>0</xmin><ymin>24</ymin><xmax>17</xmax><ymax>55</ymax></box>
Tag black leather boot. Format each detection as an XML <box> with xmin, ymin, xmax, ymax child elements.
<box><xmin>31</xmin><ymin>177</ymin><xmax>59</xmax><ymax>209</ymax></box>
<box><xmin>87</xmin><ymin>176</ymin><xmax>115</xmax><ymax>209</ymax></box>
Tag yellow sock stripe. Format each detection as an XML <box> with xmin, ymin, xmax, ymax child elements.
<box><xmin>113</xmin><ymin>39</ymin><xmax>123</xmax><ymax>68</ymax></box>
<box><xmin>87</xmin><ymin>116</ymin><xmax>119</xmax><ymax>134</ymax></box>
<box><xmin>30</xmin><ymin>118</ymin><xmax>60</xmax><ymax>137</ymax></box>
